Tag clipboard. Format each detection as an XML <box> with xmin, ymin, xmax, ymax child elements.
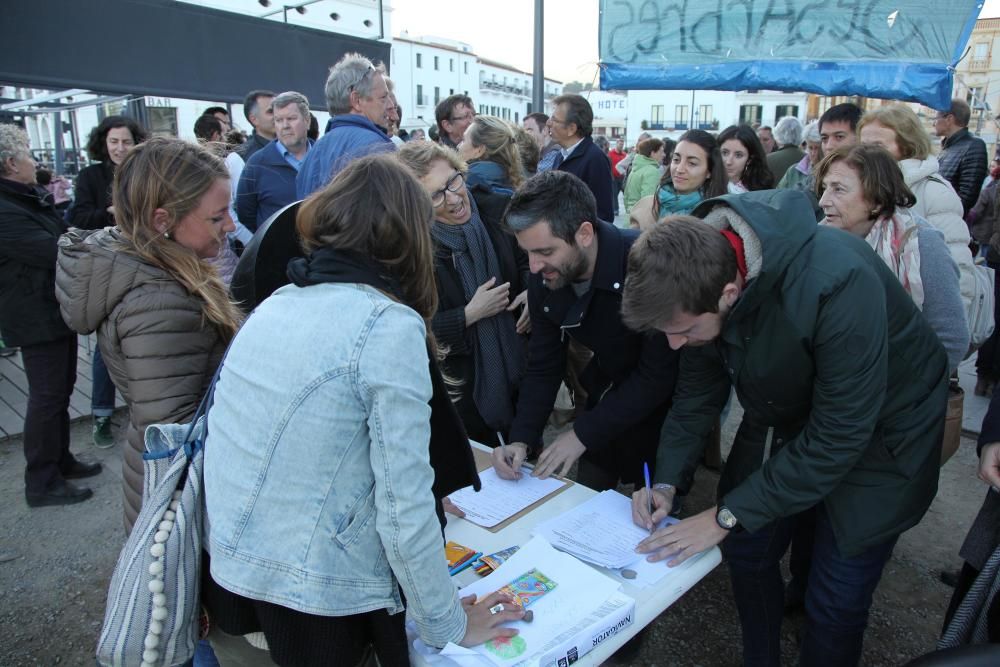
<box><xmin>469</xmin><ymin>447</ymin><xmax>575</xmax><ymax>533</ymax></box>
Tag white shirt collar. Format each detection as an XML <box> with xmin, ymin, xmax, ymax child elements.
<box><xmin>560</xmin><ymin>137</ymin><xmax>584</xmax><ymax>160</ymax></box>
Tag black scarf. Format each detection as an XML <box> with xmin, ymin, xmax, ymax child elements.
<box><xmin>432</xmin><ymin>196</ymin><xmax>525</xmax><ymax>432</ymax></box>
<box><xmin>287</xmin><ymin>246</ymin><xmax>481</xmax><ymax>501</ymax></box>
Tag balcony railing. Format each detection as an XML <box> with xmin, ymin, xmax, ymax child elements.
<box><xmin>969</xmin><ymin>59</ymin><xmax>989</xmax><ymax>72</ymax></box>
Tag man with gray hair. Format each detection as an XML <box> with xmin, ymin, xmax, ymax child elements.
<box><xmin>765</xmin><ymin>116</ymin><xmax>805</xmax><ymax>184</ymax></box>
<box><xmin>236</xmin><ymin>91</ymin><xmax>313</xmax><ymax>231</ymax></box>
<box><xmin>297</xmin><ymin>52</ymin><xmax>395</xmax><ymax>198</ymax></box>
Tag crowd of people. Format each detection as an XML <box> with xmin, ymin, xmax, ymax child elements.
<box><xmin>1</xmin><ymin>46</ymin><xmax>1000</xmax><ymax>666</ymax></box>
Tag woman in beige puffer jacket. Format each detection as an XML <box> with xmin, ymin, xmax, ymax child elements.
<box><xmin>56</xmin><ymin>138</ymin><xmax>241</xmax><ymax>532</ymax></box>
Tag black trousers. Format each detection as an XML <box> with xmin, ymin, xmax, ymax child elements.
<box><xmin>21</xmin><ymin>335</ymin><xmax>78</xmax><ymax>493</ymax></box>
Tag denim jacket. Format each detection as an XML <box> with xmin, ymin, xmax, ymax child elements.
<box><xmin>204</xmin><ymin>282</ymin><xmax>466</xmax><ymax>647</ymax></box>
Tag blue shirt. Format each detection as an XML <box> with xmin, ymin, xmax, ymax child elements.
<box><xmin>277</xmin><ymin>140</ymin><xmax>309</xmax><ymax>172</ymax></box>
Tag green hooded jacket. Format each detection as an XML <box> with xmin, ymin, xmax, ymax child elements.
<box><xmin>656</xmin><ymin>189</ymin><xmax>948</xmax><ymax>557</ymax></box>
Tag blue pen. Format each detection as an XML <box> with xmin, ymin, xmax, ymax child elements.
<box><xmin>643</xmin><ymin>462</ymin><xmax>653</xmax><ymax>532</ymax></box>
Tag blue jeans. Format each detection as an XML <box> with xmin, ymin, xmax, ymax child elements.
<box><xmin>91</xmin><ymin>346</ymin><xmax>115</xmax><ymax>417</ymax></box>
<box><xmin>721</xmin><ymin>505</ymin><xmax>897</xmax><ymax>667</ymax></box>
<box><xmin>182</xmin><ymin>639</ymin><xmax>221</xmax><ymax>667</ymax></box>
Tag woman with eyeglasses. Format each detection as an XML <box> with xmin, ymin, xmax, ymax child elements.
<box><xmin>398</xmin><ymin>142</ymin><xmax>528</xmax><ymax>447</ymax></box>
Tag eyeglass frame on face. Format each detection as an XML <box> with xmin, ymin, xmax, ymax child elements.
<box><xmin>430</xmin><ymin>171</ymin><xmax>465</xmax><ymax>207</ymax></box>
<box><xmin>348</xmin><ymin>64</ymin><xmax>376</xmax><ymax>94</ymax></box>
<box><xmin>934</xmin><ymin>112</ymin><xmax>953</xmax><ymax>123</ymax></box>
<box><xmin>450</xmin><ymin>110</ymin><xmax>475</xmax><ymax>123</ymax></box>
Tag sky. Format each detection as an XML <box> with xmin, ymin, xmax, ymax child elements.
<box><xmin>389</xmin><ymin>0</ymin><xmax>600</xmax><ymax>84</ymax></box>
<box><xmin>391</xmin><ymin>0</ymin><xmax>1000</xmax><ymax>86</ymax></box>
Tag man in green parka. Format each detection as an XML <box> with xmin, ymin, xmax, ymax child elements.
<box><xmin>624</xmin><ymin>189</ymin><xmax>948</xmax><ymax>667</ymax></box>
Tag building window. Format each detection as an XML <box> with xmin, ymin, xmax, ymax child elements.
<box><xmin>416</xmin><ymin>53</ymin><xmax>422</xmax><ymax>68</ymax></box>
<box><xmin>434</xmin><ymin>55</ymin><xmax>439</xmax><ymax>70</ymax></box>
<box><xmin>775</xmin><ymin>105</ymin><xmax>799</xmax><ymax>121</ymax></box>
<box><xmin>969</xmin><ymin>87</ymin><xmax>985</xmax><ymax>108</ymax></box>
<box><xmin>975</xmin><ymin>42</ymin><xmax>989</xmax><ymax>61</ymax></box>
<box><xmin>417</xmin><ymin>85</ymin><xmax>424</xmax><ymax>106</ymax></box>
<box><xmin>147</xmin><ymin>107</ymin><xmax>178</xmax><ymax>138</ymax></box>
<box><xmin>464</xmin><ymin>62</ymin><xmax>468</xmax><ymax>74</ymax></box>
<box><xmin>464</xmin><ymin>90</ymin><xmax>468</xmax><ymax>96</ymax></box>
<box><xmin>674</xmin><ymin>105</ymin><xmax>689</xmax><ymax>129</ymax></box>
<box><xmin>450</xmin><ymin>89</ymin><xmax>454</xmax><ymax>95</ymax></box>
<box><xmin>450</xmin><ymin>58</ymin><xmax>454</xmax><ymax>72</ymax></box>
<box><xmin>698</xmin><ymin>104</ymin><xmax>713</xmax><ymax>129</ymax></box>
<box><xmin>650</xmin><ymin>105</ymin><xmax>664</xmax><ymax>128</ymax></box>
<box><xmin>739</xmin><ymin>104</ymin><xmax>763</xmax><ymax>125</ymax></box>
<box><xmin>434</xmin><ymin>86</ymin><xmax>441</xmax><ymax>105</ymax></box>
<box><xmin>515</xmin><ymin>111</ymin><xmax>519</xmax><ymax>123</ymax></box>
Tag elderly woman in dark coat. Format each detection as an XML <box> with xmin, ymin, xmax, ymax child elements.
<box><xmin>0</xmin><ymin>124</ymin><xmax>101</xmax><ymax>506</ymax></box>
<box><xmin>397</xmin><ymin>141</ymin><xmax>529</xmax><ymax>447</ymax></box>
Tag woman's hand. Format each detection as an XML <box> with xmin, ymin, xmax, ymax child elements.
<box><xmin>465</xmin><ymin>277</ymin><xmax>510</xmax><ymax>326</ymax></box>
<box><xmin>442</xmin><ymin>497</ymin><xmax>466</xmax><ymax>518</ymax></box>
<box><xmin>979</xmin><ymin>442</ymin><xmax>1000</xmax><ymax>490</ymax></box>
<box><xmin>507</xmin><ymin>290</ymin><xmax>531</xmax><ymax>334</ymax></box>
<box><xmin>458</xmin><ymin>591</ymin><xmax>525</xmax><ymax>647</ymax></box>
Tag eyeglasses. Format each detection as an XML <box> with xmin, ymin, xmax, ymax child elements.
<box><xmin>348</xmin><ymin>65</ymin><xmax>375</xmax><ymax>93</ymax></box>
<box><xmin>934</xmin><ymin>113</ymin><xmax>952</xmax><ymax>122</ymax></box>
<box><xmin>450</xmin><ymin>111</ymin><xmax>475</xmax><ymax>123</ymax></box>
<box><xmin>430</xmin><ymin>172</ymin><xmax>465</xmax><ymax>208</ymax></box>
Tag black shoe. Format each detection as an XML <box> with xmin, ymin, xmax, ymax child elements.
<box><xmin>940</xmin><ymin>568</ymin><xmax>961</xmax><ymax>588</ymax></box>
<box><xmin>62</xmin><ymin>460</ymin><xmax>102</xmax><ymax>480</ymax></box>
<box><xmin>26</xmin><ymin>480</ymin><xmax>93</xmax><ymax>507</ymax></box>
<box><xmin>0</xmin><ymin>346</ymin><xmax>17</xmax><ymax>357</ymax></box>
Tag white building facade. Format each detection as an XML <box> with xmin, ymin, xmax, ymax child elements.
<box><xmin>390</xmin><ymin>34</ymin><xmax>561</xmax><ymax>133</ymax></box>
<box><xmin>624</xmin><ymin>89</ymin><xmax>809</xmax><ymax>145</ymax></box>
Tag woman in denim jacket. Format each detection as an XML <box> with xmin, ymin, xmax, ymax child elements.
<box><xmin>202</xmin><ymin>155</ymin><xmax>523</xmax><ymax>666</ymax></box>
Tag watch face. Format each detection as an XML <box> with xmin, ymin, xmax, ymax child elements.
<box><xmin>717</xmin><ymin>507</ymin><xmax>738</xmax><ymax>530</ymax></box>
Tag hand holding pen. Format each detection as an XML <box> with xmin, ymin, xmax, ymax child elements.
<box><xmin>492</xmin><ymin>435</ymin><xmax>528</xmax><ymax>480</ymax></box>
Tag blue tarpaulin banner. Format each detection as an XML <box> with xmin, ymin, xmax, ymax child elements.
<box><xmin>598</xmin><ymin>0</ymin><xmax>983</xmax><ymax>109</ymax></box>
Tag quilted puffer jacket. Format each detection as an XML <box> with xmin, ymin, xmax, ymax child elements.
<box><xmin>55</xmin><ymin>227</ymin><xmax>225</xmax><ymax>532</ymax></box>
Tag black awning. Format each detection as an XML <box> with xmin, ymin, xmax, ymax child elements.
<box><xmin>1</xmin><ymin>0</ymin><xmax>391</xmax><ymax>109</ymax></box>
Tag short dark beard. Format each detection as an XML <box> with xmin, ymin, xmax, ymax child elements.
<box><xmin>543</xmin><ymin>245</ymin><xmax>590</xmax><ymax>291</ymax></box>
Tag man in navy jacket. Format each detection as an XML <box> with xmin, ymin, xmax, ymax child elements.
<box><xmin>236</xmin><ymin>92</ymin><xmax>313</xmax><ymax>232</ymax></box>
<box><xmin>549</xmin><ymin>94</ymin><xmax>615</xmax><ymax>222</ymax></box>
<box><xmin>491</xmin><ymin>171</ymin><xmax>678</xmax><ymax>490</ymax></box>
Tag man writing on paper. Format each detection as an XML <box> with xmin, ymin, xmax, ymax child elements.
<box><xmin>491</xmin><ymin>170</ymin><xmax>678</xmax><ymax>492</ymax></box>
<box><xmin>624</xmin><ymin>190</ymin><xmax>948</xmax><ymax>666</ymax></box>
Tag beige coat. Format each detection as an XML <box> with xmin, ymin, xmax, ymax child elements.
<box><xmin>55</xmin><ymin>228</ymin><xmax>225</xmax><ymax>532</ymax></box>
<box><xmin>899</xmin><ymin>156</ymin><xmax>975</xmax><ymax>314</ymax></box>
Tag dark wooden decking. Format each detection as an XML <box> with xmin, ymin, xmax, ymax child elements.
<box><xmin>0</xmin><ymin>335</ymin><xmax>124</xmax><ymax>441</ymax></box>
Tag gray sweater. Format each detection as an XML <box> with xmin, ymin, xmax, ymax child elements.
<box><xmin>914</xmin><ymin>220</ymin><xmax>970</xmax><ymax>372</ymax></box>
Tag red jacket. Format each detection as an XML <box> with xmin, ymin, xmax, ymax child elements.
<box><xmin>609</xmin><ymin>148</ymin><xmax>627</xmax><ymax>180</ymax></box>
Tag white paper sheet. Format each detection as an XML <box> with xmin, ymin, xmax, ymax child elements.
<box><xmin>532</xmin><ymin>490</ymin><xmax>675</xmax><ymax>571</ymax></box>
<box><xmin>445</xmin><ymin>536</ymin><xmax>624</xmax><ymax>666</ymax></box>
<box><xmin>448</xmin><ymin>468</ymin><xmax>567</xmax><ymax>528</ymax></box>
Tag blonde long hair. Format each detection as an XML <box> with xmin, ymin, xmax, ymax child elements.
<box><xmin>112</xmin><ymin>137</ymin><xmax>243</xmax><ymax>341</ymax></box>
<box><xmin>465</xmin><ymin>115</ymin><xmax>525</xmax><ymax>188</ymax></box>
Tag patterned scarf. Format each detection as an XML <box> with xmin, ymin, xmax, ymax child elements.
<box><xmin>657</xmin><ymin>184</ymin><xmax>704</xmax><ymax>216</ymax></box>
<box><xmin>865</xmin><ymin>210</ymin><xmax>924</xmax><ymax>310</ymax></box>
<box><xmin>432</xmin><ymin>196</ymin><xmax>525</xmax><ymax>432</ymax></box>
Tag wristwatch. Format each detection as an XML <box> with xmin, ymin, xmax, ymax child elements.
<box><xmin>716</xmin><ymin>506</ymin><xmax>739</xmax><ymax>531</ymax></box>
